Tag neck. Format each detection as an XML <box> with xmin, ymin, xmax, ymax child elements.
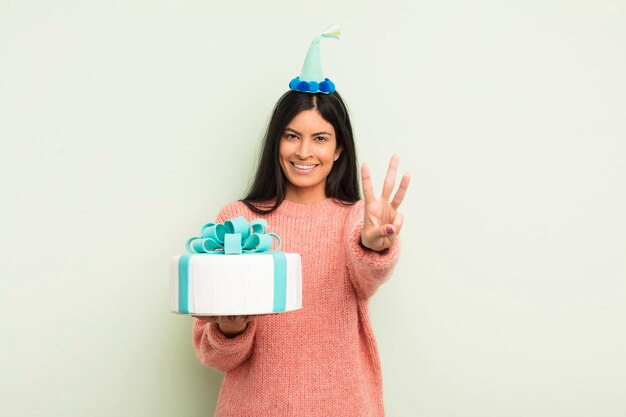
<box><xmin>284</xmin><ymin>184</ymin><xmax>327</xmax><ymax>204</ymax></box>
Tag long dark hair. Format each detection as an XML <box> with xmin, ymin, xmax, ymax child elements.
<box><xmin>242</xmin><ymin>90</ymin><xmax>360</xmax><ymax>214</ymax></box>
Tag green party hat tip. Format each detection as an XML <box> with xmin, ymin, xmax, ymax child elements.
<box><xmin>289</xmin><ymin>24</ymin><xmax>341</xmax><ymax>94</ymax></box>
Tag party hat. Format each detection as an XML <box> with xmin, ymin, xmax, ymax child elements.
<box><xmin>289</xmin><ymin>24</ymin><xmax>341</xmax><ymax>94</ymax></box>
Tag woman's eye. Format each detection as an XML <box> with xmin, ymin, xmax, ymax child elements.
<box><xmin>315</xmin><ymin>136</ymin><xmax>328</xmax><ymax>142</ymax></box>
<box><xmin>284</xmin><ymin>133</ymin><xmax>298</xmax><ymax>140</ymax></box>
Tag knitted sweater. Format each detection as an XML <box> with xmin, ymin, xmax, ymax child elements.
<box><xmin>192</xmin><ymin>198</ymin><xmax>400</xmax><ymax>417</ymax></box>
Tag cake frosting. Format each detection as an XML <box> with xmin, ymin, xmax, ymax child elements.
<box><xmin>171</xmin><ymin>216</ymin><xmax>302</xmax><ymax>315</ymax></box>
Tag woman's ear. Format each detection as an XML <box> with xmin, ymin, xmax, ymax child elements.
<box><xmin>334</xmin><ymin>147</ymin><xmax>343</xmax><ymax>161</ymax></box>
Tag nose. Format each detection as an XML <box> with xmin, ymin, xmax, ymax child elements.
<box><xmin>295</xmin><ymin>138</ymin><xmax>312</xmax><ymax>159</ymax></box>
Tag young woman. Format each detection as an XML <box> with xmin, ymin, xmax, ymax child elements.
<box><xmin>192</xmin><ymin>90</ymin><xmax>409</xmax><ymax>416</ymax></box>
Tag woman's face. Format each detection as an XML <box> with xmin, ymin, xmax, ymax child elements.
<box><xmin>279</xmin><ymin>109</ymin><xmax>342</xmax><ymax>203</ymax></box>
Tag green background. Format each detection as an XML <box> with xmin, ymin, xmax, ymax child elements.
<box><xmin>1</xmin><ymin>1</ymin><xmax>625</xmax><ymax>416</ymax></box>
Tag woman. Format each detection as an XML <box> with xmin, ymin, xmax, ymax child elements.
<box><xmin>192</xmin><ymin>90</ymin><xmax>409</xmax><ymax>416</ymax></box>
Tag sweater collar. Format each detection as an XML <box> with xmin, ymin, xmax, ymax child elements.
<box><xmin>273</xmin><ymin>198</ymin><xmax>338</xmax><ymax>218</ymax></box>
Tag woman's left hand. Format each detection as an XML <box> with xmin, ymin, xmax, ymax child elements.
<box><xmin>360</xmin><ymin>154</ymin><xmax>410</xmax><ymax>252</ymax></box>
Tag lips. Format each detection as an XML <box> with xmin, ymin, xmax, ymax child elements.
<box><xmin>290</xmin><ymin>162</ymin><xmax>319</xmax><ymax>173</ymax></box>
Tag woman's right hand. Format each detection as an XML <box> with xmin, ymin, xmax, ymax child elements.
<box><xmin>192</xmin><ymin>315</ymin><xmax>261</xmax><ymax>338</ymax></box>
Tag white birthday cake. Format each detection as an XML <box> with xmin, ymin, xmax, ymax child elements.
<box><xmin>170</xmin><ymin>216</ymin><xmax>302</xmax><ymax>315</ymax></box>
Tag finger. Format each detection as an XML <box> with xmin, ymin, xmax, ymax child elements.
<box><xmin>223</xmin><ymin>315</ymin><xmax>248</xmax><ymax>324</ymax></box>
<box><xmin>248</xmin><ymin>313</ymin><xmax>269</xmax><ymax>319</ymax></box>
<box><xmin>391</xmin><ymin>212</ymin><xmax>404</xmax><ymax>236</ymax></box>
<box><xmin>361</xmin><ymin>163</ymin><xmax>376</xmax><ymax>205</ymax></box>
<box><xmin>382</xmin><ymin>223</ymin><xmax>400</xmax><ymax>240</ymax></box>
<box><xmin>244</xmin><ymin>315</ymin><xmax>262</xmax><ymax>323</ymax></box>
<box><xmin>381</xmin><ymin>155</ymin><xmax>399</xmax><ymax>200</ymax></box>
<box><xmin>362</xmin><ymin>226</ymin><xmax>383</xmax><ymax>250</ymax></box>
<box><xmin>363</xmin><ymin>223</ymin><xmax>397</xmax><ymax>251</ymax></box>
<box><xmin>230</xmin><ymin>315</ymin><xmax>248</xmax><ymax>325</ymax></box>
<box><xmin>194</xmin><ymin>314</ymin><xmax>265</xmax><ymax>323</ymax></box>
<box><xmin>391</xmin><ymin>172</ymin><xmax>410</xmax><ymax>210</ymax></box>
<box><xmin>366</xmin><ymin>222</ymin><xmax>394</xmax><ymax>242</ymax></box>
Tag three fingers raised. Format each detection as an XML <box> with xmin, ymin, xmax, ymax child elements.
<box><xmin>361</xmin><ymin>154</ymin><xmax>409</xmax><ymax>208</ymax></box>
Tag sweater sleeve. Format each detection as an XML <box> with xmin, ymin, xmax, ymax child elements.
<box><xmin>190</xmin><ymin>202</ymin><xmax>258</xmax><ymax>373</ymax></box>
<box><xmin>192</xmin><ymin>319</ymin><xmax>257</xmax><ymax>373</ymax></box>
<box><xmin>345</xmin><ymin>200</ymin><xmax>401</xmax><ymax>300</ymax></box>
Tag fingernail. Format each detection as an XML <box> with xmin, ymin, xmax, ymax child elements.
<box><xmin>386</xmin><ymin>226</ymin><xmax>395</xmax><ymax>235</ymax></box>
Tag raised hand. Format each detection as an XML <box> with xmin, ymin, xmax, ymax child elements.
<box><xmin>360</xmin><ymin>154</ymin><xmax>410</xmax><ymax>252</ymax></box>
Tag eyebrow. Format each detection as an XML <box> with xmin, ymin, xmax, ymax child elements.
<box><xmin>284</xmin><ymin>127</ymin><xmax>333</xmax><ymax>136</ymax></box>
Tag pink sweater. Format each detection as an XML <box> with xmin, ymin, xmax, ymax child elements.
<box><xmin>192</xmin><ymin>198</ymin><xmax>400</xmax><ymax>417</ymax></box>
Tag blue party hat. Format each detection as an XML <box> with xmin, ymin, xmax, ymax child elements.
<box><xmin>289</xmin><ymin>25</ymin><xmax>341</xmax><ymax>94</ymax></box>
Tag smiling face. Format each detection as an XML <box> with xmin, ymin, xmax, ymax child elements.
<box><xmin>279</xmin><ymin>109</ymin><xmax>342</xmax><ymax>203</ymax></box>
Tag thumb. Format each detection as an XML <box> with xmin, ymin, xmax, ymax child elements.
<box><xmin>362</xmin><ymin>223</ymin><xmax>395</xmax><ymax>247</ymax></box>
<box><xmin>381</xmin><ymin>224</ymin><xmax>396</xmax><ymax>237</ymax></box>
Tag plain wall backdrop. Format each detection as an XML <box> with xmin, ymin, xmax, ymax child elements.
<box><xmin>1</xmin><ymin>1</ymin><xmax>625</xmax><ymax>416</ymax></box>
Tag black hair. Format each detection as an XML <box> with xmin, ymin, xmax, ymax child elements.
<box><xmin>242</xmin><ymin>90</ymin><xmax>360</xmax><ymax>214</ymax></box>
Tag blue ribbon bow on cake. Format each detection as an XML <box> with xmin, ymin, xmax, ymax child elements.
<box><xmin>185</xmin><ymin>216</ymin><xmax>281</xmax><ymax>255</ymax></box>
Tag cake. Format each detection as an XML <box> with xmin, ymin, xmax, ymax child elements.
<box><xmin>170</xmin><ymin>216</ymin><xmax>302</xmax><ymax>315</ymax></box>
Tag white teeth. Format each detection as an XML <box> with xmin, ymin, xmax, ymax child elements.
<box><xmin>293</xmin><ymin>163</ymin><xmax>317</xmax><ymax>170</ymax></box>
